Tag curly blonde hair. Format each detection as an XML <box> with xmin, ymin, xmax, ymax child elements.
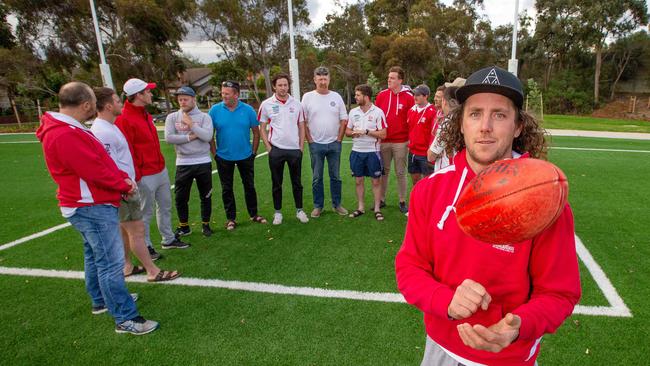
<box><xmin>440</xmin><ymin>103</ymin><xmax>548</xmax><ymax>160</ymax></box>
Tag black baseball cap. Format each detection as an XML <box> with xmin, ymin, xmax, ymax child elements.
<box><xmin>455</xmin><ymin>66</ymin><xmax>524</xmax><ymax>108</ymax></box>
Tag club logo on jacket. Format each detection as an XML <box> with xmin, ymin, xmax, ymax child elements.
<box><xmin>492</xmin><ymin>244</ymin><xmax>515</xmax><ymax>253</ymax></box>
<box><xmin>330</xmin><ymin>101</ymin><xmax>336</xmax><ymax>107</ymax></box>
<box><xmin>398</xmin><ymin>103</ymin><xmax>404</xmax><ymax>110</ymax></box>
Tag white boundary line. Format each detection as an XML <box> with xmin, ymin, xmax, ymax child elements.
<box><xmin>0</xmin><ymin>223</ymin><xmax>72</xmax><ymax>251</ymax></box>
<box><xmin>573</xmin><ymin>235</ymin><xmax>631</xmax><ymax>317</ymax></box>
<box><xmin>0</xmin><ymin>234</ymin><xmax>632</xmax><ymax>317</ymax></box>
<box><xmin>552</xmin><ymin>147</ymin><xmax>650</xmax><ymax>153</ymax></box>
<box><xmin>0</xmin><ymin>141</ymin><xmax>40</xmax><ymax>144</ymax></box>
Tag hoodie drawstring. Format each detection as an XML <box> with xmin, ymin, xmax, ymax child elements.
<box><xmin>437</xmin><ymin>167</ymin><xmax>468</xmax><ymax>230</ymax></box>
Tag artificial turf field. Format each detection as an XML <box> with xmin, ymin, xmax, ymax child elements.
<box><xmin>0</xmin><ymin>132</ymin><xmax>648</xmax><ymax>365</ymax></box>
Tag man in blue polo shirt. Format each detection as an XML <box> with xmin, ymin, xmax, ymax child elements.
<box><xmin>209</xmin><ymin>80</ymin><xmax>267</xmax><ymax>230</ymax></box>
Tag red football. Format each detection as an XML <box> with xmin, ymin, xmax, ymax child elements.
<box><xmin>455</xmin><ymin>158</ymin><xmax>569</xmax><ymax>244</ymax></box>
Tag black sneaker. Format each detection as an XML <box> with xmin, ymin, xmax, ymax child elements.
<box><xmin>148</xmin><ymin>246</ymin><xmax>162</xmax><ymax>261</ymax></box>
<box><xmin>399</xmin><ymin>201</ymin><xmax>408</xmax><ymax>214</ymax></box>
<box><xmin>174</xmin><ymin>225</ymin><xmax>192</xmax><ymax>237</ymax></box>
<box><xmin>162</xmin><ymin>238</ymin><xmax>190</xmax><ymax>250</ymax></box>
<box><xmin>380</xmin><ymin>200</ymin><xmax>386</xmax><ymax>209</ymax></box>
<box><xmin>202</xmin><ymin>224</ymin><xmax>213</xmax><ymax>237</ymax></box>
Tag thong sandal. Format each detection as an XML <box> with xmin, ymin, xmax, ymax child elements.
<box><xmin>250</xmin><ymin>215</ymin><xmax>268</xmax><ymax>224</ymax></box>
<box><xmin>225</xmin><ymin>220</ymin><xmax>237</xmax><ymax>230</ymax></box>
<box><xmin>124</xmin><ymin>265</ymin><xmax>146</xmax><ymax>277</ymax></box>
<box><xmin>374</xmin><ymin>211</ymin><xmax>385</xmax><ymax>221</ymax></box>
<box><xmin>349</xmin><ymin>210</ymin><xmax>365</xmax><ymax>218</ymax></box>
<box><xmin>148</xmin><ymin>270</ymin><xmax>181</xmax><ymax>282</ymax></box>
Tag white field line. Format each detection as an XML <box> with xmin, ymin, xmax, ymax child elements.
<box><xmin>574</xmin><ymin>235</ymin><xmax>632</xmax><ymax>317</ymax></box>
<box><xmin>0</xmin><ymin>234</ymin><xmax>632</xmax><ymax>317</ymax></box>
<box><xmin>0</xmin><ymin>141</ymin><xmax>39</xmax><ymax>144</ymax></box>
<box><xmin>552</xmin><ymin>147</ymin><xmax>650</xmax><ymax>153</ymax></box>
<box><xmin>0</xmin><ymin>151</ymin><xmax>270</xmax><ymax>249</ymax></box>
<box><xmin>0</xmin><ymin>223</ymin><xmax>72</xmax><ymax>252</ymax></box>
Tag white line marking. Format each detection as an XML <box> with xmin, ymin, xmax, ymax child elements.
<box><xmin>0</xmin><ymin>266</ymin><xmax>404</xmax><ymax>303</ymax></box>
<box><xmin>0</xmin><ymin>223</ymin><xmax>72</xmax><ymax>252</ymax></box>
<box><xmin>0</xmin><ymin>141</ymin><xmax>39</xmax><ymax>144</ymax></box>
<box><xmin>0</xmin><ymin>235</ymin><xmax>632</xmax><ymax>317</ymax></box>
<box><xmin>552</xmin><ymin>147</ymin><xmax>650</xmax><ymax>153</ymax></box>
<box><xmin>0</xmin><ymin>151</ymin><xmax>271</xmax><ymax>248</ymax></box>
<box><xmin>574</xmin><ymin>235</ymin><xmax>632</xmax><ymax>317</ymax></box>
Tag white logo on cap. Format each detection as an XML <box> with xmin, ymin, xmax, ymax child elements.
<box><xmin>482</xmin><ymin>68</ymin><xmax>500</xmax><ymax>85</ymax></box>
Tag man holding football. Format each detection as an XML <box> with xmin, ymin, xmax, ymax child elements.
<box><xmin>395</xmin><ymin>66</ymin><xmax>581</xmax><ymax>366</ymax></box>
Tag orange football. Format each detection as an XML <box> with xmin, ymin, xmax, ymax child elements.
<box><xmin>456</xmin><ymin>158</ymin><xmax>569</xmax><ymax>244</ymax></box>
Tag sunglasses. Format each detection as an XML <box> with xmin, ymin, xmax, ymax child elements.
<box><xmin>315</xmin><ymin>68</ymin><xmax>329</xmax><ymax>76</ymax></box>
<box><xmin>222</xmin><ymin>81</ymin><xmax>240</xmax><ymax>90</ymax></box>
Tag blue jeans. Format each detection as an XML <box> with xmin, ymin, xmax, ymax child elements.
<box><xmin>309</xmin><ymin>141</ymin><xmax>342</xmax><ymax>209</ymax></box>
<box><xmin>67</xmin><ymin>205</ymin><xmax>139</xmax><ymax>324</ymax></box>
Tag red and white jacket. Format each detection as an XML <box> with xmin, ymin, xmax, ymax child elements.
<box><xmin>407</xmin><ymin>103</ymin><xmax>437</xmax><ymax>156</ymax></box>
<box><xmin>115</xmin><ymin>100</ymin><xmax>165</xmax><ymax>181</ymax></box>
<box><xmin>375</xmin><ymin>86</ymin><xmax>414</xmax><ymax>143</ymax></box>
<box><xmin>37</xmin><ymin>112</ymin><xmax>131</xmax><ymax>209</ymax></box>
<box><xmin>395</xmin><ymin>150</ymin><xmax>581</xmax><ymax>365</ymax></box>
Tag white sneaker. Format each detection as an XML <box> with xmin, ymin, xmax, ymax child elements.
<box><xmin>273</xmin><ymin>212</ymin><xmax>283</xmax><ymax>225</ymax></box>
<box><xmin>296</xmin><ymin>210</ymin><xmax>309</xmax><ymax>223</ymax></box>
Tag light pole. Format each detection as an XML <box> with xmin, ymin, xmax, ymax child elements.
<box><xmin>508</xmin><ymin>0</ymin><xmax>520</xmax><ymax>76</ymax></box>
<box><xmin>90</xmin><ymin>0</ymin><xmax>114</xmax><ymax>89</ymax></box>
<box><xmin>287</xmin><ymin>0</ymin><xmax>300</xmax><ymax>99</ymax></box>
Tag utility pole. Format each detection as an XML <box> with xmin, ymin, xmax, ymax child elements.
<box><xmin>90</xmin><ymin>0</ymin><xmax>114</xmax><ymax>89</ymax></box>
<box><xmin>287</xmin><ymin>0</ymin><xmax>300</xmax><ymax>99</ymax></box>
<box><xmin>508</xmin><ymin>0</ymin><xmax>520</xmax><ymax>77</ymax></box>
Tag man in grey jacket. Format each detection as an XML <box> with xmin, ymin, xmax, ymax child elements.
<box><xmin>165</xmin><ymin>86</ymin><xmax>214</xmax><ymax>237</ymax></box>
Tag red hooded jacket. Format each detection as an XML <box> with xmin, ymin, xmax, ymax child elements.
<box><xmin>395</xmin><ymin>150</ymin><xmax>581</xmax><ymax>365</ymax></box>
<box><xmin>36</xmin><ymin>112</ymin><xmax>131</xmax><ymax>208</ymax></box>
<box><xmin>375</xmin><ymin>86</ymin><xmax>414</xmax><ymax>143</ymax></box>
<box><xmin>115</xmin><ymin>100</ymin><xmax>165</xmax><ymax>181</ymax></box>
<box><xmin>407</xmin><ymin>103</ymin><xmax>437</xmax><ymax>156</ymax></box>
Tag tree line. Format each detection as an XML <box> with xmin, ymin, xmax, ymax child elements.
<box><xmin>0</xmin><ymin>0</ymin><xmax>648</xmax><ymax>124</ymax></box>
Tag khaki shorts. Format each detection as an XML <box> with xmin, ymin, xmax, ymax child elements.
<box><xmin>118</xmin><ymin>190</ymin><xmax>143</xmax><ymax>222</ymax></box>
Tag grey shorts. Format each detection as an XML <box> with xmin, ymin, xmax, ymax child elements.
<box><xmin>118</xmin><ymin>190</ymin><xmax>143</xmax><ymax>222</ymax></box>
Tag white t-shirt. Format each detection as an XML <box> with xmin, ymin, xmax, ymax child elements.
<box><xmin>90</xmin><ymin>118</ymin><xmax>136</xmax><ymax>181</ymax></box>
<box><xmin>429</xmin><ymin>117</ymin><xmax>451</xmax><ymax>172</ymax></box>
<box><xmin>258</xmin><ymin>94</ymin><xmax>304</xmax><ymax>150</ymax></box>
<box><xmin>301</xmin><ymin>90</ymin><xmax>348</xmax><ymax>144</ymax></box>
<box><xmin>347</xmin><ymin>104</ymin><xmax>387</xmax><ymax>153</ymax></box>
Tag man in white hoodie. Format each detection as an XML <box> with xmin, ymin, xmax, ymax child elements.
<box><xmin>165</xmin><ymin>86</ymin><xmax>214</xmax><ymax>237</ymax></box>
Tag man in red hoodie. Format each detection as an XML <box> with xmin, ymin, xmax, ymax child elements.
<box><xmin>395</xmin><ymin>66</ymin><xmax>581</xmax><ymax>365</ymax></box>
<box><xmin>374</xmin><ymin>66</ymin><xmax>414</xmax><ymax>214</ymax></box>
<box><xmin>116</xmin><ymin>78</ymin><xmax>189</xmax><ymax>260</ymax></box>
<box><xmin>406</xmin><ymin>84</ymin><xmax>437</xmax><ymax>184</ymax></box>
<box><xmin>37</xmin><ymin>82</ymin><xmax>158</xmax><ymax>335</ymax></box>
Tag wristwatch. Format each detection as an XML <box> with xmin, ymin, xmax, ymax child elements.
<box><xmin>365</xmin><ymin>129</ymin><xmax>369</xmax><ymax>135</ymax></box>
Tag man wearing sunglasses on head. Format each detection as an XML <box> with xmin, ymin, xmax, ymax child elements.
<box><xmin>209</xmin><ymin>80</ymin><xmax>267</xmax><ymax>231</ymax></box>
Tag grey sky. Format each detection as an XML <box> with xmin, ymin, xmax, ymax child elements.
<box><xmin>181</xmin><ymin>0</ymin><xmax>538</xmax><ymax>63</ymax></box>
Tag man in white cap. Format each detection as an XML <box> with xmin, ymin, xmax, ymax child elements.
<box><xmin>116</xmin><ymin>78</ymin><xmax>189</xmax><ymax>261</ymax></box>
<box><xmin>165</xmin><ymin>86</ymin><xmax>214</xmax><ymax>237</ymax></box>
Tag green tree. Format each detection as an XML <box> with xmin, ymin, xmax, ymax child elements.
<box><xmin>194</xmin><ymin>0</ymin><xmax>310</xmax><ymax>97</ymax></box>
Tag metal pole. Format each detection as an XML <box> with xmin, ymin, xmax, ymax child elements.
<box><xmin>508</xmin><ymin>0</ymin><xmax>520</xmax><ymax>76</ymax></box>
<box><xmin>287</xmin><ymin>0</ymin><xmax>300</xmax><ymax>99</ymax></box>
<box><xmin>90</xmin><ymin>0</ymin><xmax>114</xmax><ymax>89</ymax></box>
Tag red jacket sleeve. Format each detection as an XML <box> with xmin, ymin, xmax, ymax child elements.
<box><xmin>115</xmin><ymin>115</ymin><xmax>142</xmax><ymax>181</ymax></box>
<box><xmin>55</xmin><ymin>132</ymin><xmax>131</xmax><ymax>193</ymax></box>
<box><xmin>395</xmin><ymin>183</ymin><xmax>455</xmax><ymax>319</ymax></box>
<box><xmin>512</xmin><ymin>205</ymin><xmax>582</xmax><ymax>340</ymax></box>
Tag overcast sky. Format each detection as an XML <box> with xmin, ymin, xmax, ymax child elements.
<box><xmin>180</xmin><ymin>0</ymin><xmax>538</xmax><ymax>64</ymax></box>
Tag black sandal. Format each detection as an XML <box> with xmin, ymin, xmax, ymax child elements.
<box><xmin>250</xmin><ymin>215</ymin><xmax>268</xmax><ymax>224</ymax></box>
<box><xmin>374</xmin><ymin>211</ymin><xmax>384</xmax><ymax>221</ymax></box>
<box><xmin>124</xmin><ymin>265</ymin><xmax>145</xmax><ymax>277</ymax></box>
<box><xmin>349</xmin><ymin>210</ymin><xmax>365</xmax><ymax>218</ymax></box>
<box><xmin>147</xmin><ymin>270</ymin><xmax>181</xmax><ymax>282</ymax></box>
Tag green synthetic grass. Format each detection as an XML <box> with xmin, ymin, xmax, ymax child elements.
<box><xmin>543</xmin><ymin>114</ymin><xmax>650</xmax><ymax>133</ymax></box>
<box><xmin>0</xmin><ymin>134</ymin><xmax>649</xmax><ymax>365</ymax></box>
